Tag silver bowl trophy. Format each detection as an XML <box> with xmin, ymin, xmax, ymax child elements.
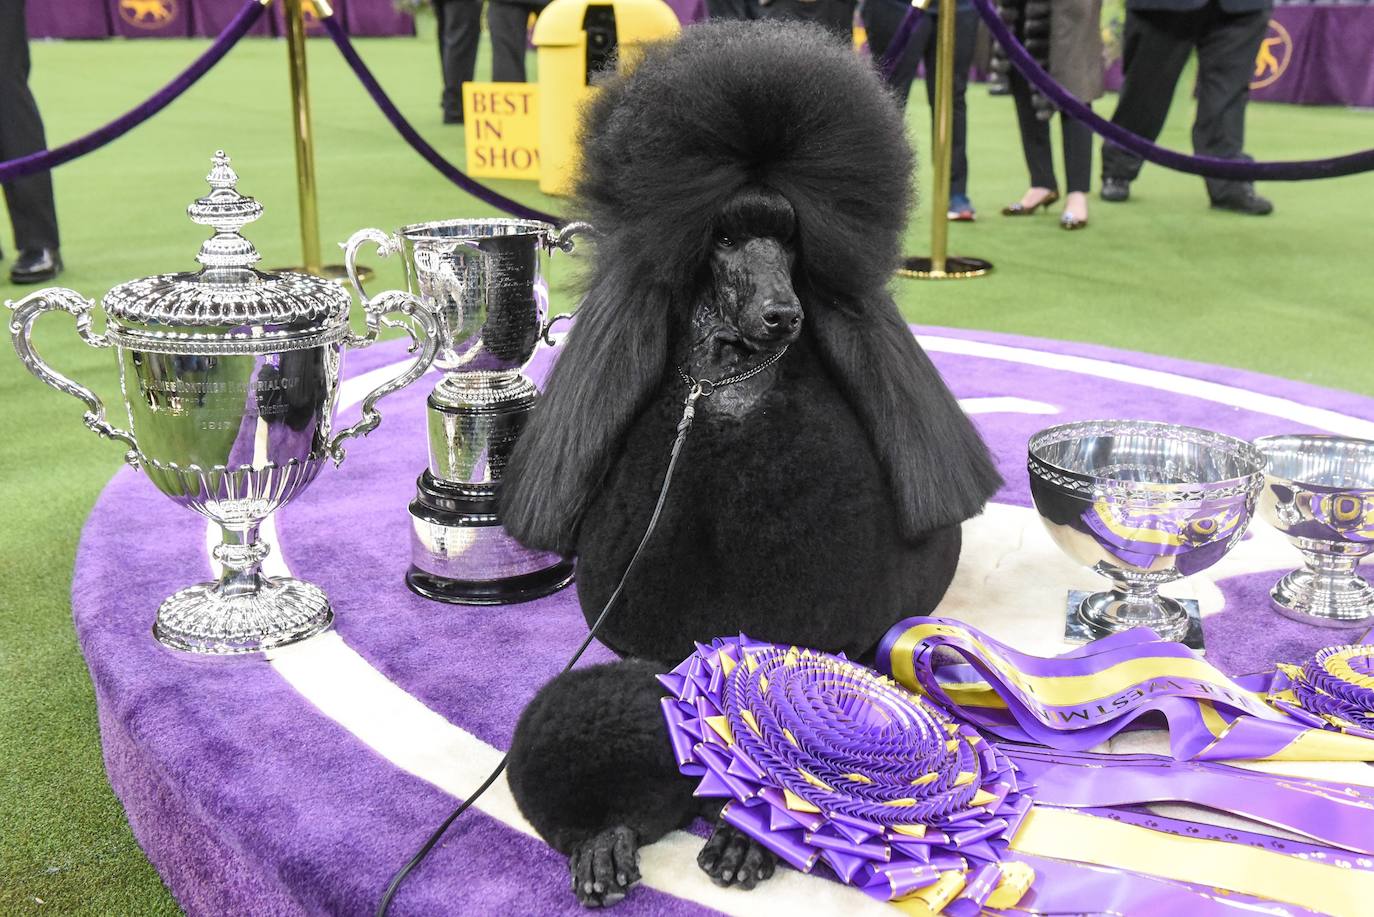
<box><xmin>343</xmin><ymin>218</ymin><xmax>588</xmax><ymax>604</ymax></box>
<box><xmin>1253</xmin><ymin>434</ymin><xmax>1374</xmax><ymax>626</ymax></box>
<box><xmin>7</xmin><ymin>152</ymin><xmax>440</xmax><ymax>655</ymax></box>
<box><xmin>1028</xmin><ymin>420</ymin><xmax>1266</xmax><ymax>650</ymax></box>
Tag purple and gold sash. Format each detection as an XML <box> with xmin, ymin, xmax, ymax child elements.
<box><xmin>877</xmin><ymin>617</ymin><xmax>1374</xmax><ymax>762</ymax></box>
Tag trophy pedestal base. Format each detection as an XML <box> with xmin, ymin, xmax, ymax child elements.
<box><xmin>153</xmin><ymin>577</ymin><xmax>334</xmax><ymax>655</ymax></box>
<box><xmin>1063</xmin><ymin>589</ymin><xmax>1205</xmax><ymax>652</ymax></box>
<box><xmin>407</xmin><ymin>472</ymin><xmax>574</xmax><ymax>606</ymax></box>
<box><xmin>1270</xmin><ymin>567</ymin><xmax>1374</xmax><ymax>627</ymax></box>
<box><xmin>406</xmin><ymin>561</ymin><xmax>575</xmax><ymax>606</ymax></box>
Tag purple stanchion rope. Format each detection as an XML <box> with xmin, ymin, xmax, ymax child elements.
<box><xmin>970</xmin><ymin>0</ymin><xmax>1374</xmax><ymax>181</ymax></box>
<box><xmin>879</xmin><ymin>4</ymin><xmax>927</xmax><ymax>81</ymax></box>
<box><xmin>0</xmin><ymin>0</ymin><xmax>267</xmax><ymax>184</ymax></box>
<box><xmin>321</xmin><ymin>15</ymin><xmax>562</xmax><ymax>225</ymax></box>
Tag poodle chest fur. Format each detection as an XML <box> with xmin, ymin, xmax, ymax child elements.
<box><xmin>572</xmin><ymin>339</ymin><xmax>961</xmax><ymax>666</ymax></box>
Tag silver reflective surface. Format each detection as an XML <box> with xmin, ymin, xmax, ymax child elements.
<box><xmin>344</xmin><ymin>218</ymin><xmax>587</xmax><ymax>601</ymax></box>
<box><xmin>1255</xmin><ymin>434</ymin><xmax>1374</xmax><ymax>625</ymax></box>
<box><xmin>1029</xmin><ymin>420</ymin><xmax>1264</xmax><ymax>642</ymax></box>
<box><xmin>411</xmin><ymin>514</ymin><xmax>567</xmax><ymax>582</ymax></box>
<box><xmin>6</xmin><ymin>152</ymin><xmax>440</xmax><ymax>654</ymax></box>
<box><xmin>427</xmin><ymin>373</ymin><xmax>537</xmax><ymax>485</ymax></box>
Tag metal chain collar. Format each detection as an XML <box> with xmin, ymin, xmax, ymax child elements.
<box><xmin>674</xmin><ymin>345</ymin><xmax>789</xmax><ymax>435</ymax></box>
<box><xmin>676</xmin><ymin>345</ymin><xmax>789</xmax><ymax>398</ymax></box>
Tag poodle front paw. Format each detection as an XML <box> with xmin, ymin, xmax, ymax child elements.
<box><xmin>697</xmin><ymin>820</ymin><xmax>777</xmax><ymax>890</ymax></box>
<box><xmin>570</xmin><ymin>825</ymin><xmax>641</xmax><ymax>908</ymax></box>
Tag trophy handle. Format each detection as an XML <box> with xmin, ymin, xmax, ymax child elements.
<box><xmin>539</xmin><ymin>222</ymin><xmax>593</xmax><ymax>344</ymax></box>
<box><xmin>7</xmin><ymin>288</ymin><xmax>140</xmax><ymax>467</ymax></box>
<box><xmin>326</xmin><ymin>290</ymin><xmax>440</xmax><ymax>465</ymax></box>
<box><xmin>342</xmin><ymin>227</ymin><xmax>401</xmax><ymax>307</ymax></box>
<box><xmin>548</xmin><ymin>221</ymin><xmax>593</xmax><ymax>254</ymax></box>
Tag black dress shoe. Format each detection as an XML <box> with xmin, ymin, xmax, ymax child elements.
<box><xmin>1210</xmin><ymin>188</ymin><xmax>1273</xmax><ymax>216</ymax></box>
<box><xmin>1100</xmin><ymin>177</ymin><xmax>1130</xmax><ymax>202</ymax></box>
<box><xmin>10</xmin><ymin>248</ymin><xmax>62</xmax><ymax>284</ymax></box>
<box><xmin>443</xmin><ymin>111</ymin><xmax>463</xmax><ymax>125</ymax></box>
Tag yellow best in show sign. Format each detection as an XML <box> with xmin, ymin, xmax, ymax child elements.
<box><xmin>463</xmin><ymin>83</ymin><xmax>540</xmax><ymax>180</ymax></box>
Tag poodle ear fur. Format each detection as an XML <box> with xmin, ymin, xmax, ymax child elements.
<box><xmin>810</xmin><ymin>295</ymin><xmax>1003</xmax><ymax>539</ymax></box>
<box><xmin>501</xmin><ymin>269</ymin><xmax>673</xmax><ymax>556</ymax></box>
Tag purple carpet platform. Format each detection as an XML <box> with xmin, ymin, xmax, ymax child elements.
<box><xmin>73</xmin><ymin>327</ymin><xmax>1374</xmax><ymax>915</ymax></box>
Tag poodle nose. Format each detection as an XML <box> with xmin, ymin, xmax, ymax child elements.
<box><xmin>761</xmin><ymin>302</ymin><xmax>802</xmax><ymax>334</ymax></box>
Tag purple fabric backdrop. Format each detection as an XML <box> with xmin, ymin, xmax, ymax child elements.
<box><xmin>1104</xmin><ymin>6</ymin><xmax>1374</xmax><ymax>108</ymax></box>
<box><xmin>190</xmin><ymin>0</ymin><xmax>273</xmax><ymax>36</ymax></box>
<box><xmin>26</xmin><ymin>0</ymin><xmax>111</xmax><ymax>39</ymax></box>
<box><xmin>271</xmin><ymin>0</ymin><xmax>346</xmax><ymax>37</ymax></box>
<box><xmin>28</xmin><ymin>0</ymin><xmax>416</xmax><ymax>38</ymax></box>
<box><xmin>107</xmin><ymin>0</ymin><xmax>192</xmax><ymax>38</ymax></box>
<box><xmin>69</xmin><ymin>327</ymin><xmax>1374</xmax><ymax>914</ymax></box>
<box><xmin>344</xmin><ymin>0</ymin><xmax>416</xmax><ymax>37</ymax></box>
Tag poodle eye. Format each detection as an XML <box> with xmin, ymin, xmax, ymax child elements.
<box><xmin>715</xmin><ymin>233</ymin><xmax>736</xmax><ymax>249</ymax></box>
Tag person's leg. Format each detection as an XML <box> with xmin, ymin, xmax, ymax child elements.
<box><xmin>1060</xmin><ymin>108</ymin><xmax>1093</xmax><ymax>225</ymax></box>
<box><xmin>946</xmin><ymin>7</ymin><xmax>977</xmax><ymax>202</ymax></box>
<box><xmin>866</xmin><ymin>0</ymin><xmax>926</xmax><ymax>107</ymax></box>
<box><xmin>0</xmin><ymin>0</ymin><xmax>60</xmax><ymax>256</ymax></box>
<box><xmin>1100</xmin><ymin>7</ymin><xmax>1195</xmax><ymax>184</ymax></box>
<box><xmin>1062</xmin><ymin>105</ymin><xmax>1093</xmax><ymax>194</ymax></box>
<box><xmin>435</xmin><ymin>0</ymin><xmax>482</xmax><ymax>120</ymax></box>
<box><xmin>1193</xmin><ymin>6</ymin><xmax>1270</xmax><ymax>203</ymax></box>
<box><xmin>1007</xmin><ymin>69</ymin><xmax>1059</xmax><ymax>197</ymax></box>
<box><xmin>488</xmin><ymin>1</ymin><xmax>532</xmax><ymax>83</ymax></box>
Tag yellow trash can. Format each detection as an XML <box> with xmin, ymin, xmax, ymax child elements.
<box><xmin>533</xmin><ymin>0</ymin><xmax>680</xmax><ymax>196</ymax></box>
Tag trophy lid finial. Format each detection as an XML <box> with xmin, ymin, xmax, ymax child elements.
<box><xmin>188</xmin><ymin>150</ymin><xmax>264</xmax><ymax>273</ymax></box>
<box><xmin>103</xmin><ymin>151</ymin><xmax>349</xmax><ymax>331</ymax></box>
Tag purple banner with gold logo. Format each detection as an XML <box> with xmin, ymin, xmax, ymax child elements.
<box><xmin>108</xmin><ymin>0</ymin><xmax>191</xmax><ymax>37</ymax></box>
<box><xmin>1104</xmin><ymin>5</ymin><xmax>1374</xmax><ymax>109</ymax></box>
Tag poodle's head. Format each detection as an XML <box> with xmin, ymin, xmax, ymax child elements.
<box><xmin>572</xmin><ymin>20</ymin><xmax>912</xmax><ymax>316</ymax></box>
<box><xmin>695</xmin><ymin>186</ymin><xmax>802</xmax><ymax>360</ymax></box>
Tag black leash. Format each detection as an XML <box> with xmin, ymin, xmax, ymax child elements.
<box><xmin>375</xmin><ymin>347</ymin><xmax>787</xmax><ymax>916</ymax></box>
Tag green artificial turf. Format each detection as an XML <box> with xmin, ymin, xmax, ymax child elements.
<box><xmin>1</xmin><ymin>15</ymin><xmax>1371</xmax><ymax>914</ymax></box>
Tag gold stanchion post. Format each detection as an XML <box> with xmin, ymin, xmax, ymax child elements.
<box><xmin>900</xmin><ymin>0</ymin><xmax>992</xmax><ymax>280</ymax></box>
<box><xmin>275</xmin><ymin>0</ymin><xmax>365</xmax><ymax>281</ymax></box>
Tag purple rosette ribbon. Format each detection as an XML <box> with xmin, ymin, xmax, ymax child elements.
<box><xmin>658</xmin><ymin>636</ymin><xmax>1036</xmax><ymax>913</ymax></box>
<box><xmin>1269</xmin><ymin>644</ymin><xmax>1374</xmax><ymax>739</ymax></box>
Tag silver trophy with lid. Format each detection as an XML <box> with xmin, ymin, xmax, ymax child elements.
<box><xmin>7</xmin><ymin>152</ymin><xmax>440</xmax><ymax>654</ymax></box>
<box><xmin>343</xmin><ymin>218</ymin><xmax>587</xmax><ymax>604</ymax></box>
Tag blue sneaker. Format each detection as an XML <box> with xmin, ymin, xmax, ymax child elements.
<box><xmin>947</xmin><ymin>194</ymin><xmax>976</xmax><ymax>222</ymax></box>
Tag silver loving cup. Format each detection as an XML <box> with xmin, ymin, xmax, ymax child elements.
<box><xmin>1254</xmin><ymin>434</ymin><xmax>1374</xmax><ymax>626</ymax></box>
<box><xmin>1028</xmin><ymin>420</ymin><xmax>1265</xmax><ymax>645</ymax></box>
<box><xmin>7</xmin><ymin>152</ymin><xmax>440</xmax><ymax>655</ymax></box>
<box><xmin>343</xmin><ymin>218</ymin><xmax>588</xmax><ymax>605</ymax></box>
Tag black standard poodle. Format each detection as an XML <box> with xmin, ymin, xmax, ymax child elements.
<box><xmin>499</xmin><ymin>20</ymin><xmax>1002</xmax><ymax>907</ymax></box>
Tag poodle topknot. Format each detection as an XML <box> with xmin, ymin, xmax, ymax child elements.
<box><xmin>575</xmin><ymin>20</ymin><xmax>913</xmax><ymax>300</ymax></box>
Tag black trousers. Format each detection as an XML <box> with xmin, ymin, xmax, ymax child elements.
<box><xmin>1009</xmin><ymin>70</ymin><xmax>1093</xmax><ymax>194</ymax></box>
<box><xmin>705</xmin><ymin>0</ymin><xmax>756</xmax><ymax>18</ymax></box>
<box><xmin>0</xmin><ymin>0</ymin><xmax>59</xmax><ymax>251</ymax></box>
<box><xmin>1101</xmin><ymin>1</ymin><xmax>1269</xmax><ymax>200</ymax></box>
<box><xmin>434</xmin><ymin>0</ymin><xmax>481</xmax><ymax>117</ymax></box>
<box><xmin>489</xmin><ymin>1</ymin><xmax>542</xmax><ymax>83</ymax></box>
<box><xmin>862</xmin><ymin>0</ymin><xmax>976</xmax><ymax>198</ymax></box>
